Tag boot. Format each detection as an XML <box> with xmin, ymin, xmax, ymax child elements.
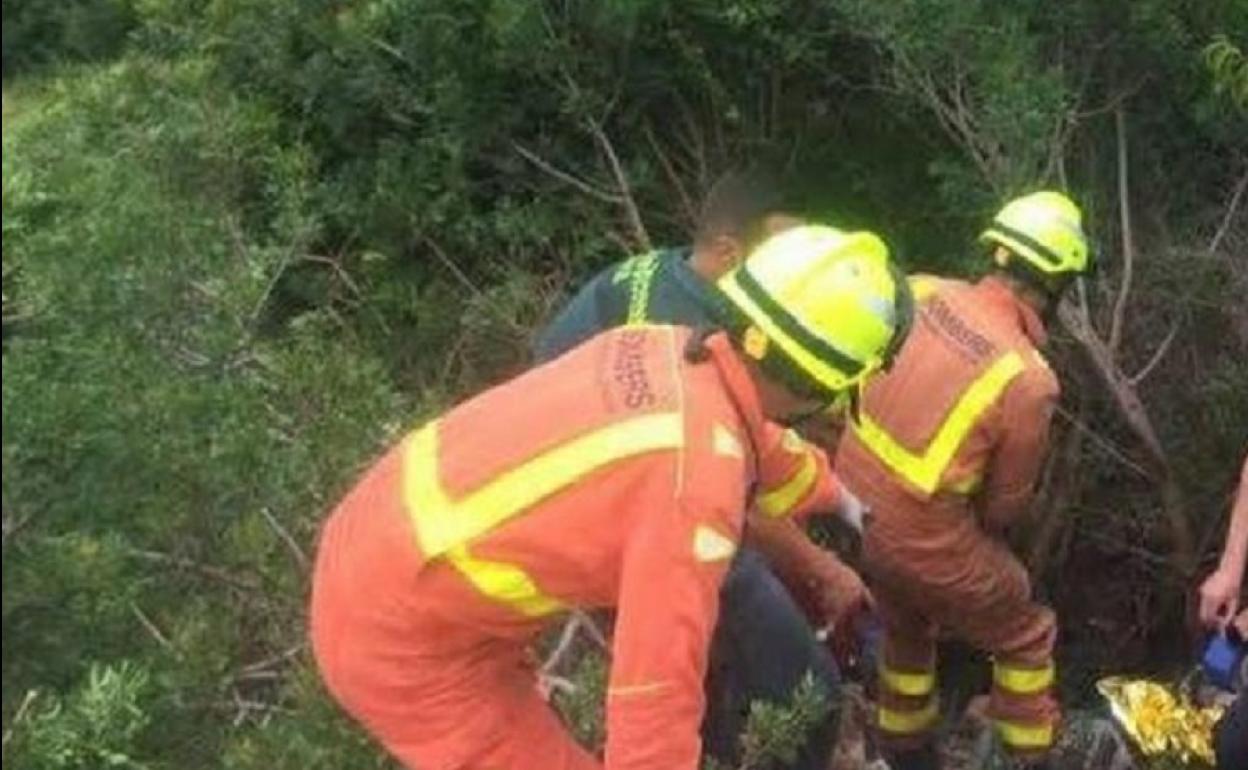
<box><xmin>881</xmin><ymin>743</ymin><xmax>939</xmax><ymax>770</ymax></box>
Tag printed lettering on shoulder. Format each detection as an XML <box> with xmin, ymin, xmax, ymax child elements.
<box><xmin>613</xmin><ymin>329</ymin><xmax>657</xmax><ymax>408</ymax></box>
<box><xmin>599</xmin><ymin>327</ymin><xmax>681</xmax><ymax>415</ymax></box>
<box><xmin>924</xmin><ymin>297</ymin><xmax>996</xmax><ymax>361</ymax></box>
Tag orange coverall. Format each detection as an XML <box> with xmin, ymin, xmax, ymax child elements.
<box><xmin>835</xmin><ymin>275</ymin><xmax>1060</xmax><ymax>756</ymax></box>
<box><xmin>310</xmin><ymin>325</ymin><xmax>841</xmax><ymax>770</ymax></box>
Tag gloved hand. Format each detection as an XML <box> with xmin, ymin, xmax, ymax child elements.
<box><xmin>804</xmin><ymin>549</ymin><xmax>875</xmax><ymax>633</ymax></box>
<box><xmin>834</xmin><ymin>483</ymin><xmax>869</xmax><ymax>534</ymax></box>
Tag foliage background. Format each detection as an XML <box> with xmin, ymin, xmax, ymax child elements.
<box><xmin>3</xmin><ymin>1</ymin><xmax>1245</xmax><ymax>767</ymax></box>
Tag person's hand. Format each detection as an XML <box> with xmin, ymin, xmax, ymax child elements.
<box><xmin>805</xmin><ymin>552</ymin><xmax>875</xmax><ymax>632</ymax></box>
<box><xmin>1233</xmin><ymin>608</ymin><xmax>1248</xmax><ymax>639</ymax></box>
<box><xmin>1199</xmin><ymin>565</ymin><xmax>1244</xmax><ymax>630</ymax></box>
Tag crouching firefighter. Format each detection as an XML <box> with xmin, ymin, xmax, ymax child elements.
<box><xmin>836</xmin><ymin>192</ymin><xmax>1093</xmax><ymax>769</ymax></box>
<box><xmin>310</xmin><ymin>225</ymin><xmax>913</xmax><ymax>770</ymax></box>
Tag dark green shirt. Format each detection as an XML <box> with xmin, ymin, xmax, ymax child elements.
<box><xmin>533</xmin><ymin>248</ymin><xmax>735</xmax><ymax>362</ymax></box>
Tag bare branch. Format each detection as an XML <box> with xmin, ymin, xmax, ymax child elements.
<box><xmin>130</xmin><ymin>601</ymin><xmax>176</xmax><ymax>653</ymax></box>
<box><xmin>1109</xmin><ymin>107</ymin><xmax>1134</xmax><ymax>356</ymax></box>
<box><xmin>1209</xmin><ymin>167</ymin><xmax>1248</xmax><ymax>257</ymax></box>
<box><xmin>538</xmin><ymin>674</ymin><xmax>578</xmax><ymax>700</ymax></box>
<box><xmin>259</xmin><ymin>507</ymin><xmax>308</xmax><ymax>568</ymax></box>
<box><xmin>422</xmin><ymin>235</ymin><xmax>483</xmax><ymax>297</ymax></box>
<box><xmin>237</xmin><ymin>643</ymin><xmax>306</xmax><ymax>678</ymax></box>
<box><xmin>1058</xmin><ymin>303</ymin><xmax>1194</xmax><ymax>570</ymax></box>
<box><xmin>2</xmin><ymin>690</ymin><xmax>39</xmax><ymax>749</ymax></box>
<box><xmin>1052</xmin><ymin>404</ymin><xmax>1150</xmax><ymax>479</ymax></box>
<box><xmin>541</xmin><ymin>615</ymin><xmax>583</xmax><ymax>675</ymax></box>
<box><xmin>511</xmin><ymin>142</ymin><xmax>623</xmax><ymax>204</ymax></box>
<box><xmin>2</xmin><ymin>510</ymin><xmax>34</xmax><ymax>548</ymax></box>
<box><xmin>1128</xmin><ymin>320</ymin><xmax>1181</xmax><ymax>387</ymax></box>
<box><xmin>572</xmin><ymin>609</ymin><xmax>610</xmax><ymax>653</ymax></box>
<box><xmin>125</xmin><ymin>548</ymin><xmax>261</xmax><ymax>593</ymax></box>
<box><xmin>643</xmin><ymin>121</ymin><xmax>698</xmax><ymax>232</ymax></box>
<box><xmin>1059</xmin><ymin>304</ymin><xmax>1164</xmax><ymax>465</ymax></box>
<box><xmin>299</xmin><ymin>254</ymin><xmax>363</xmax><ymax>300</ymax></box>
<box><xmin>588</xmin><ymin>120</ymin><xmax>651</xmax><ymax>252</ymax></box>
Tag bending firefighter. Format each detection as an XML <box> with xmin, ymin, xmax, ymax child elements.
<box><xmin>835</xmin><ymin>192</ymin><xmax>1093</xmax><ymax>769</ymax></box>
<box><xmin>535</xmin><ymin>171</ymin><xmax>871</xmax><ymax>770</ymax></box>
<box><xmin>310</xmin><ymin>225</ymin><xmax>913</xmax><ymax>770</ymax></box>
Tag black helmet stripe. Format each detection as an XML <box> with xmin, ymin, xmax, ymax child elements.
<box><xmin>985</xmin><ymin>222</ymin><xmax>1066</xmax><ymax>270</ymax></box>
<box><xmin>733</xmin><ymin>266</ymin><xmax>865</xmax><ymax>378</ymax></box>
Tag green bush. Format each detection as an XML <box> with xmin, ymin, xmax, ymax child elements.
<box><xmin>2</xmin><ymin>0</ymin><xmax>137</xmax><ymax>77</ymax></box>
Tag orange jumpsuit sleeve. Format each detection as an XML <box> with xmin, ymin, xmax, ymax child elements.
<box><xmin>978</xmin><ymin>365</ymin><xmax>1059</xmax><ymax>532</ymax></box>
<box><xmin>603</xmin><ymin>451</ymin><xmax>745</xmax><ymax>770</ymax></box>
<box><xmin>753</xmin><ymin>420</ymin><xmax>841</xmax><ymax>522</ymax></box>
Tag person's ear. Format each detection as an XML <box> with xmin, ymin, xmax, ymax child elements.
<box><xmin>707</xmin><ymin>235</ymin><xmax>745</xmax><ymax>277</ymax></box>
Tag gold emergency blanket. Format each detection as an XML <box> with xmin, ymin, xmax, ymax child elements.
<box><xmin>1097</xmin><ymin>676</ymin><xmax>1225</xmax><ymax>765</ymax></box>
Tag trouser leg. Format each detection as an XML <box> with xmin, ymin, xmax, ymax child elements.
<box><xmin>872</xmin><ymin>582</ymin><xmax>940</xmax><ymax>768</ymax></box>
<box><xmin>942</xmin><ymin>534</ymin><xmax>1058</xmax><ymax>763</ymax></box>
<box><xmin>703</xmin><ymin>547</ymin><xmax>841</xmax><ymax>770</ymax></box>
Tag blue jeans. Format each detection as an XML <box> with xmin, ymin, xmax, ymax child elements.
<box><xmin>701</xmin><ymin>547</ymin><xmax>841</xmax><ymax>769</ymax></box>
<box><xmin>1216</xmin><ymin>688</ymin><xmax>1247</xmax><ymax>769</ymax></box>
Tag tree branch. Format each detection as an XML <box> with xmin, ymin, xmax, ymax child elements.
<box><xmin>588</xmin><ymin>120</ymin><xmax>651</xmax><ymax>252</ymax></box>
<box><xmin>1128</xmin><ymin>319</ymin><xmax>1180</xmax><ymax>387</ymax></box>
<box><xmin>1109</xmin><ymin>106</ymin><xmax>1134</xmax><ymax>356</ymax></box>
<box><xmin>422</xmin><ymin>235</ymin><xmax>483</xmax><ymax>297</ymax></box>
<box><xmin>1208</xmin><ymin>166</ymin><xmax>1248</xmax><ymax>257</ymax></box>
<box><xmin>643</xmin><ymin>121</ymin><xmax>698</xmax><ymax>232</ymax></box>
<box><xmin>1052</xmin><ymin>403</ymin><xmax>1150</xmax><ymax>479</ymax></box>
<box><xmin>131</xmin><ymin>601</ymin><xmax>176</xmax><ymax>653</ymax></box>
<box><xmin>125</xmin><ymin>548</ymin><xmax>261</xmax><ymax>593</ymax></box>
<box><xmin>511</xmin><ymin>142</ymin><xmax>623</xmax><ymax>204</ymax></box>
<box><xmin>2</xmin><ymin>690</ymin><xmax>39</xmax><ymax>749</ymax></box>
<box><xmin>1059</xmin><ymin>303</ymin><xmax>1164</xmax><ymax>465</ymax></box>
<box><xmin>259</xmin><ymin>506</ymin><xmax>308</xmax><ymax>568</ymax></box>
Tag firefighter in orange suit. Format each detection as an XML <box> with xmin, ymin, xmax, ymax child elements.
<box><xmin>835</xmin><ymin>192</ymin><xmax>1093</xmax><ymax>769</ymax></box>
<box><xmin>310</xmin><ymin>225</ymin><xmax>914</xmax><ymax>770</ymax></box>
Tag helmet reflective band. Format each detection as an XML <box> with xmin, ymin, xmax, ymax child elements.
<box><xmin>980</xmin><ymin>191</ymin><xmax>1091</xmax><ymax>280</ymax></box>
<box><xmin>719</xmin><ymin>225</ymin><xmax>912</xmax><ymax>398</ymax></box>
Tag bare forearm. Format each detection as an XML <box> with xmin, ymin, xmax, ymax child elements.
<box><xmin>1219</xmin><ymin>459</ymin><xmax>1248</xmax><ymax>581</ymax></box>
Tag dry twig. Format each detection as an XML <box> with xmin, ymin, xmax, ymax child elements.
<box><xmin>587</xmin><ymin>120</ymin><xmax>651</xmax><ymax>251</ymax></box>
<box><xmin>1109</xmin><ymin>107</ymin><xmax>1134</xmax><ymax>356</ymax></box>
<box><xmin>511</xmin><ymin>142</ymin><xmax>622</xmax><ymax>204</ymax></box>
<box><xmin>130</xmin><ymin>601</ymin><xmax>176</xmax><ymax>653</ymax></box>
<box><xmin>259</xmin><ymin>506</ymin><xmax>308</xmax><ymax>568</ymax></box>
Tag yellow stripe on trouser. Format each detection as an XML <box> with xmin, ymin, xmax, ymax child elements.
<box><xmin>851</xmin><ymin>352</ymin><xmax>1025</xmax><ymax>494</ymax></box>
<box><xmin>757</xmin><ymin>447</ymin><xmax>818</xmax><ymax>518</ymax></box>
<box><xmin>995</xmin><ymin>719</ymin><xmax>1054</xmax><ymax>750</ymax></box>
<box><xmin>403</xmin><ymin>409</ymin><xmax>685</xmax><ymax>615</ymax></box>
<box><xmin>878</xmin><ymin>699</ymin><xmax>939</xmax><ymax>735</ymax></box>
<box><xmin>994</xmin><ymin>661</ymin><xmax>1055</xmax><ymax>695</ymax></box>
<box><xmin>881</xmin><ymin>665</ymin><xmax>936</xmax><ymax>698</ymax></box>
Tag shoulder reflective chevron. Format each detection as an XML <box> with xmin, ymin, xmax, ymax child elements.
<box><xmin>852</xmin><ymin>351</ymin><xmax>1026</xmax><ymax>495</ymax></box>
<box><xmin>402</xmin><ymin>410</ymin><xmax>685</xmax><ymax>615</ymax></box>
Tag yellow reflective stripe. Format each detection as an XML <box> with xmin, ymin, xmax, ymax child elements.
<box><xmin>881</xmin><ymin>665</ymin><xmax>936</xmax><ymax>697</ymax></box>
<box><xmin>625</xmin><ymin>253</ymin><xmax>661</xmax><ymax>324</ymax></box>
<box><xmin>909</xmin><ymin>276</ymin><xmax>940</xmax><ymax>302</ymax></box>
<box><xmin>692</xmin><ymin>524</ymin><xmax>737</xmax><ymax>562</ymax></box>
<box><xmin>995</xmin><ymin>719</ymin><xmax>1054</xmax><ymax>749</ymax></box>
<box><xmin>608</xmin><ymin>681</ymin><xmax>671</xmax><ymax>698</ymax></box>
<box><xmin>878</xmin><ymin>699</ymin><xmax>939</xmax><ymax>735</ymax></box>
<box><xmin>994</xmin><ymin>661</ymin><xmax>1055</xmax><ymax>695</ymax></box>
<box><xmin>404</xmin><ymin>411</ymin><xmax>685</xmax><ymax>559</ymax></box>
<box><xmin>757</xmin><ymin>448</ymin><xmax>818</xmax><ymax>518</ymax></box>
<box><xmin>446</xmin><ymin>545</ymin><xmax>563</xmax><ymax>617</ymax></box>
<box><xmin>712</xmin><ymin>423</ymin><xmax>744</xmax><ymax>460</ymax></box>
<box><xmin>853</xmin><ymin>352</ymin><xmax>1025</xmax><ymax>494</ymax></box>
<box><xmin>948</xmin><ymin>474</ymin><xmax>981</xmax><ymax>495</ymax></box>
